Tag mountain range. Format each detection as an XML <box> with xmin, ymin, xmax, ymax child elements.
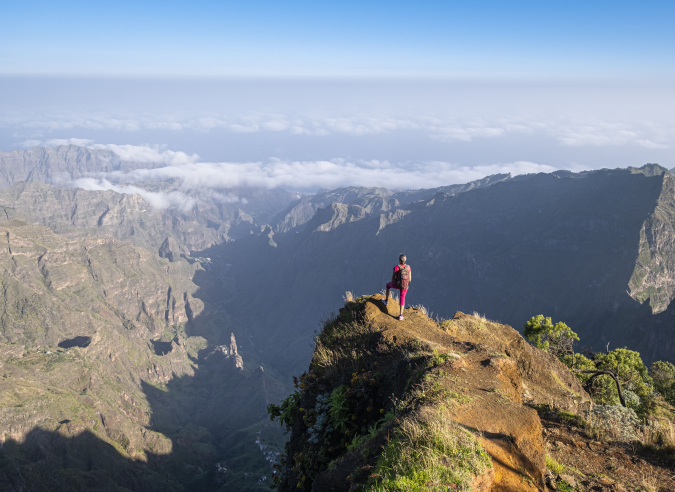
<box><xmin>0</xmin><ymin>145</ymin><xmax>674</xmax><ymax>490</ymax></box>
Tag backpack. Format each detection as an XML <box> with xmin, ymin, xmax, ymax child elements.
<box><xmin>396</xmin><ymin>265</ymin><xmax>410</xmax><ymax>289</ymax></box>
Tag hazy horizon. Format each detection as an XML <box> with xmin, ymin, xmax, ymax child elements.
<box><xmin>3</xmin><ymin>77</ymin><xmax>674</xmax><ymax>194</ymax></box>
<box><xmin>3</xmin><ymin>1</ymin><xmax>675</xmax><ymax>193</ymax></box>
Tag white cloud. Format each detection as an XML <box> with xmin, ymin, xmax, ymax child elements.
<box><xmin>261</xmin><ymin>120</ymin><xmax>290</xmax><ymax>131</ymax></box>
<box><xmin>430</xmin><ymin>125</ymin><xmax>507</xmax><ymax>142</ymax></box>
<box><xmin>68</xmin><ymin>178</ymin><xmax>199</xmax><ymax>212</ymax></box>
<box><xmin>553</xmin><ymin>122</ymin><xmax>671</xmax><ymax>149</ymax></box>
<box><xmin>84</xmin><ymin>149</ymin><xmax>557</xmax><ymax>193</ymax></box>
<box><xmin>5</xmin><ymin>107</ymin><xmax>674</xmax><ymax>152</ymax></box>
<box><xmin>90</xmin><ymin>143</ymin><xmax>199</xmax><ymax>165</ymax></box>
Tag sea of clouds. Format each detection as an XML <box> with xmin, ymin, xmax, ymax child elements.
<box><xmin>57</xmin><ymin>141</ymin><xmax>560</xmax><ymax>211</ymax></box>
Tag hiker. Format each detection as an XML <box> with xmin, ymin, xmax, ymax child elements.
<box><xmin>383</xmin><ymin>254</ymin><xmax>411</xmax><ymax>320</ymax></box>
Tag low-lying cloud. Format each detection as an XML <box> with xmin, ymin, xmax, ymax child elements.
<box><xmin>11</xmin><ymin>111</ymin><xmax>673</xmax><ymax>150</ymax></box>
<box><xmin>62</xmin><ymin>143</ymin><xmax>562</xmax><ymax>211</ymax></box>
<box><xmin>69</xmin><ymin>178</ymin><xmax>199</xmax><ymax>212</ymax></box>
<box><xmin>91</xmin><ymin>143</ymin><xmax>199</xmax><ymax>165</ymax></box>
<box><xmin>100</xmin><ymin>157</ymin><xmax>557</xmax><ymax>191</ymax></box>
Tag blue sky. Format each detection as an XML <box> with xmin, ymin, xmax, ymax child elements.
<box><xmin>3</xmin><ymin>0</ymin><xmax>675</xmax><ymax>77</ymax></box>
<box><xmin>1</xmin><ymin>2</ymin><xmax>674</xmax><ymax>194</ymax></box>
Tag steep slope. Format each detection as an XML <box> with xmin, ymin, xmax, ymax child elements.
<box><xmin>212</xmin><ymin>165</ymin><xmax>675</xmax><ymax>377</ymax></box>
<box><xmin>0</xmin><ymin>221</ymin><xmax>285</xmax><ymax>491</ymax></box>
<box><xmin>628</xmin><ymin>167</ymin><xmax>675</xmax><ymax>313</ymax></box>
<box><xmin>273</xmin><ymin>295</ymin><xmax>590</xmax><ymax>492</ymax></box>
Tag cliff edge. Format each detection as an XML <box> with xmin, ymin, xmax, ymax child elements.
<box><xmin>272</xmin><ymin>295</ymin><xmax>591</xmax><ymax>492</ymax></box>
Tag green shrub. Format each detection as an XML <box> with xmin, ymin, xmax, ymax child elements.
<box><xmin>546</xmin><ymin>454</ymin><xmax>565</xmax><ymax>474</ymax></box>
<box><xmin>267</xmin><ymin>391</ymin><xmax>302</xmax><ymax>431</ymax></box>
<box><xmin>651</xmin><ymin>360</ymin><xmax>675</xmax><ymax>405</ymax></box>
<box><xmin>524</xmin><ymin>315</ymin><xmax>578</xmax><ymax>358</ymax></box>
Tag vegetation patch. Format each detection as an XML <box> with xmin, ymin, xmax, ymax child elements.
<box><xmin>368</xmin><ymin>406</ymin><xmax>491</xmax><ymax>492</ymax></box>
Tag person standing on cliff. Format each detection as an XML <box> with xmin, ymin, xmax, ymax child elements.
<box><xmin>383</xmin><ymin>254</ymin><xmax>411</xmax><ymax>320</ymax></box>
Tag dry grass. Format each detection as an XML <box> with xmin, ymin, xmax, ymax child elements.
<box><xmin>639</xmin><ymin>468</ymin><xmax>661</xmax><ymax>492</ymax></box>
<box><xmin>411</xmin><ymin>304</ymin><xmax>429</xmax><ymax>316</ymax></box>
<box><xmin>370</xmin><ymin>405</ymin><xmax>491</xmax><ymax>491</ymax></box>
<box><xmin>343</xmin><ymin>291</ymin><xmax>355</xmax><ymax>303</ymax></box>
<box><xmin>441</xmin><ymin>316</ymin><xmax>484</xmax><ymax>335</ymax></box>
<box><xmin>380</xmin><ymin>289</ymin><xmax>399</xmax><ymax>303</ymax></box>
<box><xmin>312</xmin><ymin>319</ymin><xmax>382</xmax><ymax>379</ymax></box>
<box><xmin>638</xmin><ymin>419</ymin><xmax>675</xmax><ymax>466</ymax></box>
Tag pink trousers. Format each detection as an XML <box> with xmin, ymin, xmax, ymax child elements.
<box><xmin>386</xmin><ymin>282</ymin><xmax>408</xmax><ymax>306</ymax></box>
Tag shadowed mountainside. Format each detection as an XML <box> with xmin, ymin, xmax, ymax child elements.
<box><xmin>211</xmin><ymin>165</ymin><xmax>675</xmax><ymax>379</ymax></box>
<box><xmin>270</xmin><ymin>173</ymin><xmax>511</xmax><ymax>234</ymax></box>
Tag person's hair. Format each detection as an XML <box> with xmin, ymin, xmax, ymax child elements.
<box><xmin>399</xmin><ymin>254</ymin><xmax>406</xmax><ymax>264</ymax></box>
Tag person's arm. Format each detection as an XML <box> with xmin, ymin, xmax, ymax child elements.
<box><xmin>391</xmin><ymin>266</ymin><xmax>397</xmax><ymax>282</ymax></box>
<box><xmin>408</xmin><ymin>266</ymin><xmax>411</xmax><ymax>284</ymax></box>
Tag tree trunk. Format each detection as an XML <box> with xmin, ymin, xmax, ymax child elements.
<box><xmin>575</xmin><ymin>369</ymin><xmax>626</xmax><ymax>407</ymax></box>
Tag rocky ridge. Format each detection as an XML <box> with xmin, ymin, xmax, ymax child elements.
<box><xmin>274</xmin><ymin>295</ymin><xmax>592</xmax><ymax>492</ymax></box>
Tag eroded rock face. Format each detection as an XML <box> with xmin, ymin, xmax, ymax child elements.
<box><xmin>629</xmin><ymin>171</ymin><xmax>675</xmax><ymax>313</ymax></box>
<box><xmin>229</xmin><ymin>333</ymin><xmax>244</xmax><ymax>370</ymax></box>
<box><xmin>0</xmin><ymin>219</ymin><xmax>288</xmax><ymax>490</ymax></box>
<box><xmin>445</xmin><ymin>311</ymin><xmax>591</xmax><ymax>414</ymax></box>
<box><xmin>0</xmin><ymin>145</ymin><xmax>157</xmax><ymax>188</ymax></box>
<box><xmin>158</xmin><ymin>236</ymin><xmax>187</xmax><ymax>262</ymax></box>
<box><xmin>0</xmin><ymin>220</ymin><xmax>199</xmax><ymax>345</ymax></box>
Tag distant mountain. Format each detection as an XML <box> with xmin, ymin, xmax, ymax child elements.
<box><xmin>211</xmin><ymin>164</ymin><xmax>675</xmax><ymax>378</ymax></box>
<box><xmin>0</xmin><ymin>146</ymin><xmax>304</xmax><ymax>250</ymax></box>
<box><xmin>0</xmin><ymin>145</ymin><xmax>160</xmax><ymax>188</ymax></box>
<box><xmin>271</xmin><ymin>173</ymin><xmax>511</xmax><ymax>233</ymax></box>
<box><xmin>4</xmin><ymin>145</ymin><xmax>675</xmax><ymax>489</ymax></box>
<box><xmin>0</xmin><ymin>181</ymin><xmax>225</xmax><ymax>252</ymax></box>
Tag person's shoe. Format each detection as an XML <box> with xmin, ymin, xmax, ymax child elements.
<box><xmin>382</xmin><ymin>299</ymin><xmax>388</xmax><ymax>306</ymax></box>
<box><xmin>398</xmin><ymin>315</ymin><xmax>403</xmax><ymax>321</ymax></box>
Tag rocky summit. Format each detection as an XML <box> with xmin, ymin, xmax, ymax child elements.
<box><xmin>271</xmin><ymin>295</ymin><xmax>675</xmax><ymax>492</ymax></box>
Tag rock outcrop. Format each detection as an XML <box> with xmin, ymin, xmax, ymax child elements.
<box><xmin>274</xmin><ymin>295</ymin><xmax>591</xmax><ymax>492</ymax></box>
<box><xmin>158</xmin><ymin>236</ymin><xmax>187</xmax><ymax>262</ymax></box>
<box><xmin>229</xmin><ymin>332</ymin><xmax>244</xmax><ymax>370</ymax></box>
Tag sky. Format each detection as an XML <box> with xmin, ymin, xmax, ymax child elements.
<box><xmin>1</xmin><ymin>1</ymin><xmax>675</xmax><ymax>196</ymax></box>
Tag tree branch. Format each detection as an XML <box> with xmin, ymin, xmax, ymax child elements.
<box><xmin>574</xmin><ymin>369</ymin><xmax>626</xmax><ymax>407</ymax></box>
